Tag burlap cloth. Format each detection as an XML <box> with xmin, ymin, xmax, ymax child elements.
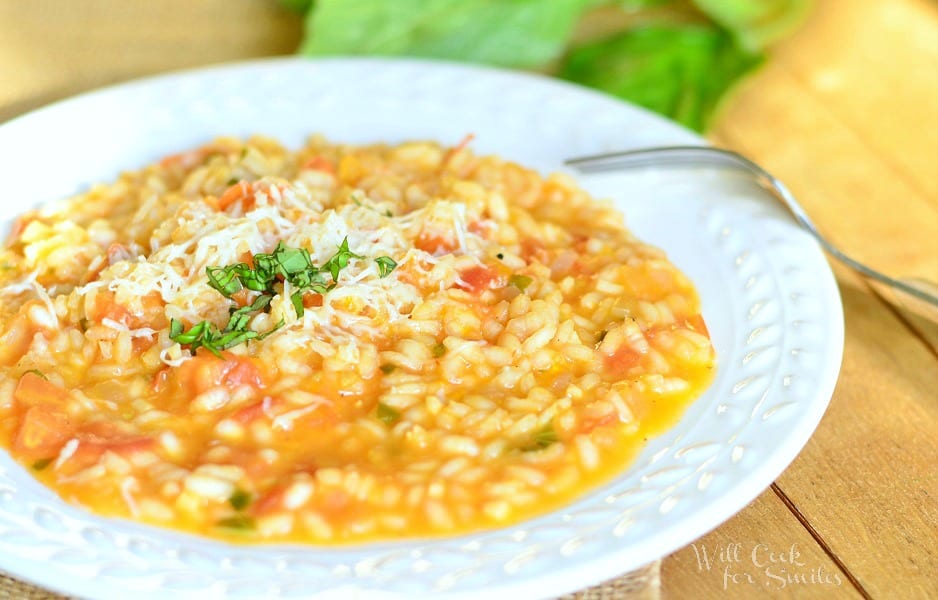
<box><xmin>1</xmin><ymin>561</ymin><xmax>659</xmax><ymax>599</ymax></box>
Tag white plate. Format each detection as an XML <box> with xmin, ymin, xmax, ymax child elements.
<box><xmin>0</xmin><ymin>58</ymin><xmax>843</xmax><ymax>599</ymax></box>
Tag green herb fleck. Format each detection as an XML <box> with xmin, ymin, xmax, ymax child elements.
<box><xmin>216</xmin><ymin>514</ymin><xmax>255</xmax><ymax>531</ymax></box>
<box><xmin>23</xmin><ymin>369</ymin><xmax>47</xmax><ymax>380</ymax></box>
<box><xmin>375</xmin><ymin>256</ymin><xmax>397</xmax><ymax>278</ymax></box>
<box><xmin>32</xmin><ymin>457</ymin><xmax>53</xmax><ymax>471</ymax></box>
<box><xmin>431</xmin><ymin>342</ymin><xmax>447</xmax><ymax>358</ymax></box>
<box><xmin>509</xmin><ymin>274</ymin><xmax>533</xmax><ymax>291</ymax></box>
<box><xmin>377</xmin><ymin>402</ymin><xmax>401</xmax><ymax>425</ymax></box>
<box><xmin>226</xmin><ymin>177</ymin><xmax>239</xmax><ymax>185</ymax></box>
<box><xmin>496</xmin><ymin>253</ymin><xmax>504</xmax><ymax>260</ymax></box>
<box><xmin>291</xmin><ymin>291</ymin><xmax>305</xmax><ymax>318</ymax></box>
<box><xmin>229</xmin><ymin>488</ymin><xmax>252</xmax><ymax>511</ymax></box>
<box><xmin>379</xmin><ymin>363</ymin><xmax>396</xmax><ymax>375</ymax></box>
<box><xmin>523</xmin><ymin>424</ymin><xmax>559</xmax><ymax>451</ymax></box>
<box><xmin>321</xmin><ymin>237</ymin><xmax>364</xmax><ymax>281</ymax></box>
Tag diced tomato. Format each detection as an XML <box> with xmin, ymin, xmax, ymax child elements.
<box><xmin>179</xmin><ymin>354</ymin><xmax>265</xmax><ymax>395</ymax></box>
<box><xmin>578</xmin><ymin>411</ymin><xmax>617</xmax><ymax>435</ymax></box>
<box><xmin>13</xmin><ymin>372</ymin><xmax>68</xmax><ymax>407</ymax></box>
<box><xmin>303</xmin><ymin>293</ymin><xmax>323</xmax><ymax>308</ymax></box>
<box><xmin>90</xmin><ymin>291</ymin><xmax>164</xmax><ymax>330</ymax></box>
<box><xmin>158</xmin><ymin>147</ymin><xmax>211</xmax><ymax>170</ymax></box>
<box><xmin>684</xmin><ymin>314</ymin><xmax>710</xmax><ymax>337</ymax></box>
<box><xmin>231</xmin><ymin>398</ymin><xmax>273</xmax><ymax>424</ymax></box>
<box><xmin>415</xmin><ymin>233</ymin><xmax>457</xmax><ymax>255</ymax></box>
<box><xmin>231</xmin><ymin>288</ymin><xmax>252</xmax><ymax>308</ymax></box>
<box><xmin>132</xmin><ymin>335</ymin><xmax>157</xmax><ymax>354</ymax></box>
<box><xmin>252</xmin><ymin>484</ymin><xmax>288</xmax><ymax>516</ymax></box>
<box><xmin>90</xmin><ymin>292</ymin><xmax>133</xmax><ymax>325</ymax></box>
<box><xmin>520</xmin><ymin>238</ymin><xmax>550</xmax><ymax>265</ymax></box>
<box><xmin>457</xmin><ymin>265</ymin><xmax>503</xmax><ymax>294</ymax></box>
<box><xmin>293</xmin><ymin>403</ymin><xmax>339</xmax><ymax>429</ymax></box>
<box><xmin>468</xmin><ymin>220</ymin><xmax>491</xmax><ymax>237</ymax></box>
<box><xmin>604</xmin><ymin>346</ymin><xmax>643</xmax><ymax>373</ymax></box>
<box><xmin>301</xmin><ymin>155</ymin><xmax>336</xmax><ymax>174</ymax></box>
<box><xmin>217</xmin><ymin>181</ymin><xmax>254</xmax><ymax>211</ymax></box>
<box><xmin>13</xmin><ymin>404</ymin><xmax>74</xmax><ymax>459</ymax></box>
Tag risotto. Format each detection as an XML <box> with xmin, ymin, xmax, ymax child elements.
<box><xmin>0</xmin><ymin>136</ymin><xmax>715</xmax><ymax>543</ymax></box>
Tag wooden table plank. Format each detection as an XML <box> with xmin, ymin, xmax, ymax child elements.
<box><xmin>772</xmin><ymin>263</ymin><xmax>938</xmax><ymax>599</ymax></box>
<box><xmin>711</xmin><ymin>62</ymin><xmax>938</xmax><ymax>283</ymax></box>
<box><xmin>772</xmin><ymin>0</ymin><xmax>938</xmax><ymax>203</ymax></box>
<box><xmin>0</xmin><ymin>0</ymin><xmax>302</xmax><ymax>122</ymax></box>
<box><xmin>662</xmin><ymin>492</ymin><xmax>862</xmax><ymax>599</ymax></box>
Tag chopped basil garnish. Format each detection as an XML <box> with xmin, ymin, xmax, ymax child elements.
<box><xmin>377</xmin><ymin>402</ymin><xmax>401</xmax><ymax>425</ymax></box>
<box><xmin>32</xmin><ymin>457</ymin><xmax>53</xmax><ymax>471</ymax></box>
<box><xmin>172</xmin><ymin>238</ymin><xmax>395</xmax><ymax>357</ymax></box>
<box><xmin>23</xmin><ymin>369</ymin><xmax>47</xmax><ymax>380</ymax></box>
<box><xmin>229</xmin><ymin>488</ymin><xmax>252</xmax><ymax>511</ymax></box>
<box><xmin>375</xmin><ymin>256</ymin><xmax>397</xmax><ymax>278</ymax></box>
<box><xmin>523</xmin><ymin>424</ymin><xmax>559</xmax><ymax>452</ymax></box>
<box><xmin>216</xmin><ymin>515</ymin><xmax>255</xmax><ymax>530</ymax></box>
<box><xmin>508</xmin><ymin>274</ymin><xmax>533</xmax><ymax>291</ymax></box>
<box><xmin>431</xmin><ymin>342</ymin><xmax>447</xmax><ymax>358</ymax></box>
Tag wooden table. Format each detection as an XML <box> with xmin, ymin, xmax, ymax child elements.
<box><xmin>1</xmin><ymin>1</ymin><xmax>935</xmax><ymax>598</ymax></box>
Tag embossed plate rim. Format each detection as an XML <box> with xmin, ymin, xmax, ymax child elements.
<box><xmin>0</xmin><ymin>57</ymin><xmax>844</xmax><ymax>599</ymax></box>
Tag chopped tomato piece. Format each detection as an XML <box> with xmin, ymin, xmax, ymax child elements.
<box><xmin>60</xmin><ymin>435</ymin><xmax>156</xmax><ymax>473</ymax></box>
<box><xmin>231</xmin><ymin>398</ymin><xmax>273</xmax><ymax>424</ymax></box>
<box><xmin>231</xmin><ymin>288</ymin><xmax>252</xmax><ymax>308</ymax></box>
<box><xmin>520</xmin><ymin>238</ymin><xmax>550</xmax><ymax>265</ymax></box>
<box><xmin>415</xmin><ymin>233</ymin><xmax>456</xmax><ymax>255</ymax></box>
<box><xmin>89</xmin><ymin>291</ymin><xmax>164</xmax><ymax>330</ymax></box>
<box><xmin>684</xmin><ymin>314</ymin><xmax>710</xmax><ymax>337</ymax></box>
<box><xmin>178</xmin><ymin>354</ymin><xmax>265</xmax><ymax>395</ymax></box>
<box><xmin>14</xmin><ymin>372</ymin><xmax>68</xmax><ymax>407</ymax></box>
<box><xmin>301</xmin><ymin>155</ymin><xmax>336</xmax><ymax>174</ymax></box>
<box><xmin>13</xmin><ymin>405</ymin><xmax>74</xmax><ymax>459</ymax></box>
<box><xmin>302</xmin><ymin>293</ymin><xmax>323</xmax><ymax>308</ymax></box>
<box><xmin>217</xmin><ymin>181</ymin><xmax>253</xmax><ymax>211</ymax></box>
<box><xmin>252</xmin><ymin>484</ymin><xmax>288</xmax><ymax>516</ymax></box>
<box><xmin>457</xmin><ymin>265</ymin><xmax>503</xmax><ymax>294</ymax></box>
<box><xmin>578</xmin><ymin>411</ymin><xmax>617</xmax><ymax>434</ymax></box>
<box><xmin>604</xmin><ymin>346</ymin><xmax>643</xmax><ymax>373</ymax></box>
<box><xmin>158</xmin><ymin>147</ymin><xmax>211</xmax><ymax>170</ymax></box>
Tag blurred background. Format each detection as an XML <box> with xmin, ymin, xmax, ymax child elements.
<box><xmin>1</xmin><ymin>1</ymin><xmax>936</xmax><ymax>598</ymax></box>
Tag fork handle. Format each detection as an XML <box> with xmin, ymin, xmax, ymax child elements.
<box><xmin>566</xmin><ymin>146</ymin><xmax>938</xmax><ymax>313</ymax></box>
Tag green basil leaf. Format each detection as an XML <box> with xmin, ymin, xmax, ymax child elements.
<box><xmin>377</xmin><ymin>402</ymin><xmax>401</xmax><ymax>424</ymax></box>
<box><xmin>560</xmin><ymin>24</ymin><xmax>762</xmax><ymax>132</ymax></box>
<box><xmin>300</xmin><ymin>0</ymin><xmax>592</xmax><ymax>70</ymax></box>
<box><xmin>375</xmin><ymin>256</ymin><xmax>397</xmax><ymax>278</ymax></box>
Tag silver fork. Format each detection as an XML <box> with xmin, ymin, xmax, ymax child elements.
<box><xmin>566</xmin><ymin>146</ymin><xmax>938</xmax><ymax>321</ymax></box>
